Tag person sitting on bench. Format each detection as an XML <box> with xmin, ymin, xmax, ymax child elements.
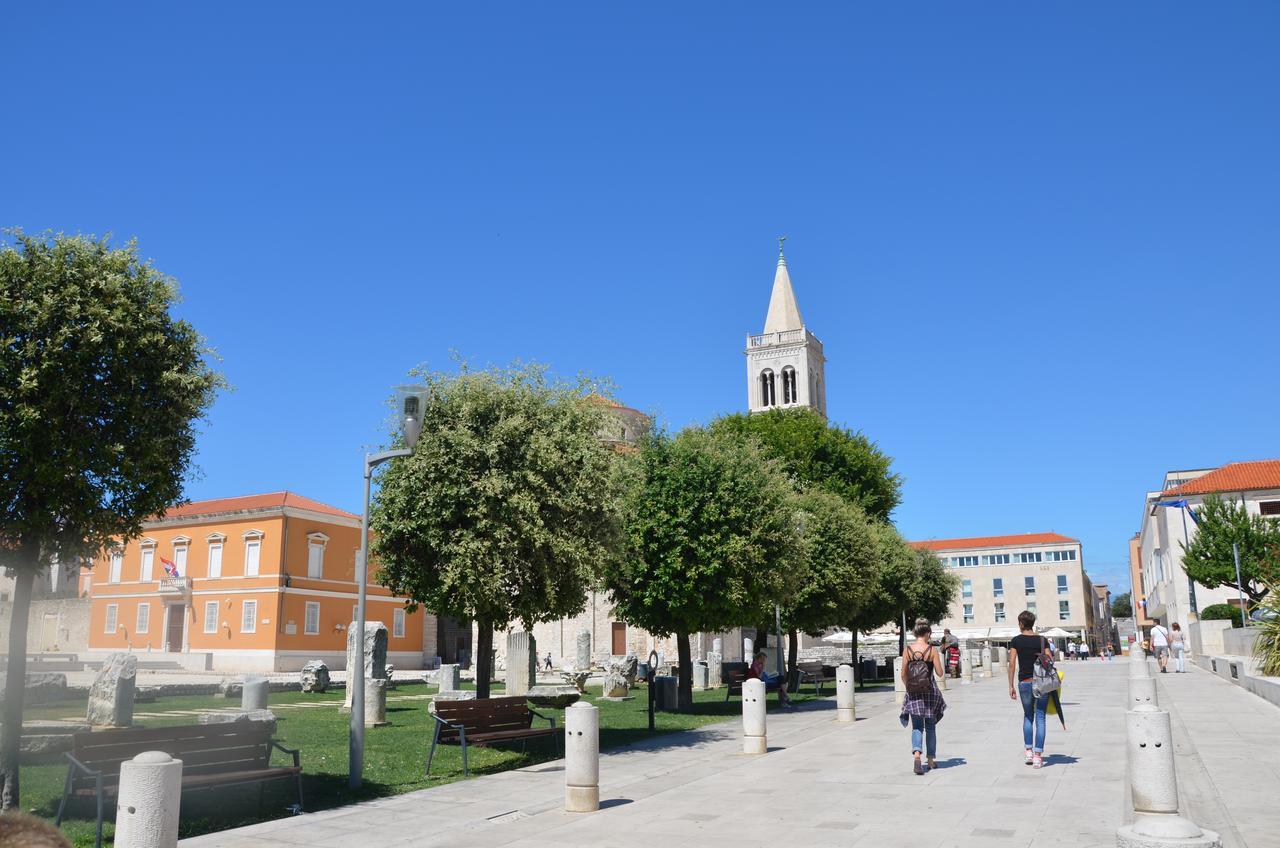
<box><xmin>747</xmin><ymin>650</ymin><xmax>794</xmax><ymax>708</ymax></box>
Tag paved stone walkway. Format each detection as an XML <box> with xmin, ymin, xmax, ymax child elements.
<box><xmin>180</xmin><ymin>660</ymin><xmax>1276</xmax><ymax>848</ymax></box>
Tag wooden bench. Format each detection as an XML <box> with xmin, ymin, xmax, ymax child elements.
<box><xmin>724</xmin><ymin>669</ymin><xmax>784</xmax><ymax>702</ymax></box>
<box><xmin>795</xmin><ymin>661</ymin><xmax>837</xmax><ymax>695</ymax></box>
<box><xmin>56</xmin><ymin>722</ymin><xmax>301</xmax><ymax>848</ymax></box>
<box><xmin>426</xmin><ymin>696</ymin><xmax>560</xmax><ymax>777</ymax></box>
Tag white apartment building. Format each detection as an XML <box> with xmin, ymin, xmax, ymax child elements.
<box><xmin>1138</xmin><ymin>460</ymin><xmax>1280</xmax><ymax>646</ymax></box>
<box><xmin>912</xmin><ymin>532</ymin><xmax>1100</xmax><ymax>647</ymax></box>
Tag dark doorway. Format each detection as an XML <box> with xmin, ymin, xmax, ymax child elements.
<box><xmin>611</xmin><ymin>621</ymin><xmax>626</xmax><ymax>655</ymax></box>
<box><xmin>166</xmin><ymin>604</ymin><xmax>185</xmax><ymax>652</ymax></box>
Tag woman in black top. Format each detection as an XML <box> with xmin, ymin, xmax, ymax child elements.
<box><xmin>1007</xmin><ymin>609</ymin><xmax>1052</xmax><ymax>768</ymax></box>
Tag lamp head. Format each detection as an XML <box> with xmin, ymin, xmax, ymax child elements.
<box><xmin>394</xmin><ymin>385</ymin><xmax>429</xmax><ymax>449</ymax></box>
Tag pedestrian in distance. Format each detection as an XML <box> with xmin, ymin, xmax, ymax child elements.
<box><xmin>1008</xmin><ymin>610</ymin><xmax>1054</xmax><ymax>769</ymax></box>
<box><xmin>1169</xmin><ymin>623</ymin><xmax>1187</xmax><ymax>673</ymax></box>
<box><xmin>1067</xmin><ymin>640</ymin><xmax>1077</xmax><ymax>661</ymax></box>
<box><xmin>900</xmin><ymin>618</ymin><xmax>946</xmax><ymax>775</ymax></box>
<box><xmin>1078</xmin><ymin>640</ymin><xmax>1090</xmax><ymax>661</ymax></box>
<box><xmin>543</xmin><ymin>651</ymin><xmax>553</xmax><ymax>671</ymax></box>
<box><xmin>1150</xmin><ymin>620</ymin><xmax>1171</xmax><ymax>673</ymax></box>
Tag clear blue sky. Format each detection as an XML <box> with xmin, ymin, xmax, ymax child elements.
<box><xmin>6</xmin><ymin>4</ymin><xmax>1279</xmax><ymax>593</ymax></box>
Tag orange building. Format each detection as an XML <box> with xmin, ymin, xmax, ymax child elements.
<box><xmin>83</xmin><ymin>492</ymin><xmax>434</xmax><ymax>672</ymax></box>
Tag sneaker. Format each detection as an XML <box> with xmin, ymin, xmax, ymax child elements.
<box><xmin>1032</xmin><ymin>754</ymin><xmax>1043</xmax><ymax>769</ymax></box>
<box><xmin>1024</xmin><ymin>748</ymin><xmax>1033</xmax><ymax>765</ymax></box>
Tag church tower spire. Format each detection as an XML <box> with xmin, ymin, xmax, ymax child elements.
<box><xmin>744</xmin><ymin>239</ymin><xmax>827</xmax><ymax>417</ymax></box>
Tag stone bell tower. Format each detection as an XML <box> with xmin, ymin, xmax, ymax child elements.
<box><xmin>744</xmin><ymin>239</ymin><xmax>826</xmax><ymax>417</ymax></box>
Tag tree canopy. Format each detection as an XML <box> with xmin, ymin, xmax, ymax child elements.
<box><xmin>860</xmin><ymin>526</ymin><xmax>958</xmax><ymax>637</ymax></box>
<box><xmin>0</xmin><ymin>231</ymin><xmax>222</xmax><ymax>809</ymax></box>
<box><xmin>709</xmin><ymin>408</ymin><xmax>902</xmax><ymax>521</ymax></box>
<box><xmin>1110</xmin><ymin>592</ymin><xmax>1133</xmax><ymax>618</ymax></box>
<box><xmin>603</xmin><ymin>426</ymin><xmax>797</xmax><ymax>710</ymax></box>
<box><xmin>782</xmin><ymin>488</ymin><xmax>879</xmax><ymax>636</ymax></box>
<box><xmin>1182</xmin><ymin>495</ymin><xmax>1280</xmax><ymax>603</ymax></box>
<box><xmin>370</xmin><ymin>363</ymin><xmax>625</xmax><ymax>698</ymax></box>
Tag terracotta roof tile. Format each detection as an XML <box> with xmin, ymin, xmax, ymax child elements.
<box><xmin>909</xmin><ymin>532</ymin><xmax>1079</xmax><ymax>552</ymax></box>
<box><xmin>1161</xmin><ymin>460</ymin><xmax>1280</xmax><ymax>497</ymax></box>
<box><xmin>159</xmin><ymin>492</ymin><xmax>359</xmax><ymax>521</ymax></box>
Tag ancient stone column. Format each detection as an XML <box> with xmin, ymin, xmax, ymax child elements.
<box><xmin>893</xmin><ymin>657</ymin><xmax>905</xmax><ymax>705</ymax></box>
<box><xmin>1129</xmin><ymin>676</ymin><xmax>1157</xmax><ymax>709</ymax></box>
<box><xmin>241</xmin><ymin>677</ymin><xmax>269</xmax><ymax>712</ymax></box>
<box><xmin>706</xmin><ymin>651</ymin><xmax>723</xmax><ymax>688</ymax></box>
<box><xmin>712</xmin><ymin>637</ymin><xmax>723</xmax><ymax>654</ymax></box>
<box><xmin>437</xmin><ymin>663</ymin><xmax>460</xmax><ymax>691</ymax></box>
<box><xmin>87</xmin><ymin>652</ymin><xmax>138</xmax><ymax>728</ymax></box>
<box><xmin>564</xmin><ymin>702</ymin><xmax>600</xmax><ymax>813</ymax></box>
<box><xmin>743</xmin><ymin>637</ymin><xmax>754</xmax><ymax>663</ymax></box>
<box><xmin>835</xmin><ymin>664</ymin><xmax>855</xmax><ymax>722</ymax></box>
<box><xmin>343</xmin><ymin>621</ymin><xmax>388</xmax><ymax>710</ymax></box>
<box><xmin>114</xmin><ymin>751</ymin><xmax>182</xmax><ymax>848</ymax></box>
<box><xmin>960</xmin><ymin>650</ymin><xmax>973</xmax><ymax>684</ymax></box>
<box><xmin>692</xmin><ymin>661</ymin><xmax>709</xmax><ymax>691</ymax></box>
<box><xmin>506</xmin><ymin>631</ymin><xmax>537</xmax><ymax>696</ymax></box>
<box><xmin>742</xmin><ymin>678</ymin><xmax>767</xmax><ymax>754</ymax></box>
<box><xmin>1118</xmin><ymin>705</ymin><xmax>1221</xmax><ymax>847</ymax></box>
<box><xmin>364</xmin><ymin>678</ymin><xmax>388</xmax><ymax>727</ymax></box>
<box><xmin>575</xmin><ymin>628</ymin><xmax>592</xmax><ymax>670</ymax></box>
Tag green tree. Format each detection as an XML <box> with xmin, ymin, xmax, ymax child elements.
<box><xmin>1111</xmin><ymin>592</ymin><xmax>1133</xmax><ymax>618</ymax></box>
<box><xmin>370</xmin><ymin>363</ymin><xmax>624</xmax><ymax>699</ymax></box>
<box><xmin>1182</xmin><ymin>495</ymin><xmax>1280</xmax><ymax>603</ymax></box>
<box><xmin>780</xmin><ymin>487</ymin><xmax>879</xmax><ymax>687</ymax></box>
<box><xmin>710</xmin><ymin>408</ymin><xmax>902</xmax><ymax>521</ymax></box>
<box><xmin>860</xmin><ymin>527</ymin><xmax>958</xmax><ymax>653</ymax></box>
<box><xmin>0</xmin><ymin>232</ymin><xmax>221</xmax><ymax>809</ymax></box>
<box><xmin>603</xmin><ymin>427</ymin><xmax>797</xmax><ymax>711</ymax></box>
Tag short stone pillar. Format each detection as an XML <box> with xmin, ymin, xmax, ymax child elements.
<box><xmin>995</xmin><ymin>646</ymin><xmax>1008</xmax><ymax>670</ymax></box>
<box><xmin>241</xmin><ymin>677</ymin><xmax>269</xmax><ymax>712</ymax></box>
<box><xmin>506</xmin><ymin>631</ymin><xmax>537</xmax><ymax>696</ymax></box>
<box><xmin>1057</xmin><ymin>650</ymin><xmax>1065</xmax><ymax>662</ymax></box>
<box><xmin>706</xmin><ymin>651</ymin><xmax>723</xmax><ymax>688</ymax></box>
<box><xmin>115</xmin><ymin>751</ymin><xmax>182</xmax><ymax>848</ymax></box>
<box><xmin>1129</xmin><ymin>675</ymin><xmax>1157</xmax><ymax>709</ymax></box>
<box><xmin>1130</xmin><ymin>654</ymin><xmax>1154</xmax><ymax>679</ymax></box>
<box><xmin>960</xmin><ymin>650</ymin><xmax>973</xmax><ymax>684</ymax></box>
<box><xmin>742</xmin><ymin>678</ymin><xmax>767</xmax><ymax>754</ymax></box>
<box><xmin>564</xmin><ymin>701</ymin><xmax>600</xmax><ymax>812</ymax></box>
<box><xmin>87</xmin><ymin>652</ymin><xmax>137</xmax><ymax>728</ymax></box>
<box><xmin>835</xmin><ymin>664</ymin><xmax>855</xmax><ymax>722</ymax></box>
<box><xmin>343</xmin><ymin>621</ymin><xmax>389</xmax><ymax>711</ymax></box>
<box><xmin>938</xmin><ymin>661</ymin><xmax>948</xmax><ymax>691</ymax></box>
<box><xmin>893</xmin><ymin>657</ymin><xmax>905</xmax><ymax>704</ymax></box>
<box><xmin>692</xmin><ymin>661</ymin><xmax>709</xmax><ymax>691</ymax></box>
<box><xmin>364</xmin><ymin>678</ymin><xmax>388</xmax><ymax>727</ymax></box>
<box><xmin>575</xmin><ymin>628</ymin><xmax>592</xmax><ymax>671</ymax></box>
<box><xmin>743</xmin><ymin>637</ymin><xmax>754</xmax><ymax>663</ymax></box>
<box><xmin>437</xmin><ymin>663</ymin><xmax>460</xmax><ymax>691</ymax></box>
<box><xmin>1119</xmin><ymin>706</ymin><xmax>1221</xmax><ymax>847</ymax></box>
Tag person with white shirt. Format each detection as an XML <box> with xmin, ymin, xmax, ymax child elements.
<box><xmin>1078</xmin><ymin>640</ymin><xmax>1090</xmax><ymax>660</ymax></box>
<box><xmin>1150</xmin><ymin>620</ymin><xmax>1171</xmax><ymax>673</ymax></box>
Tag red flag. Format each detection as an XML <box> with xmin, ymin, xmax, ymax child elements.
<box><xmin>160</xmin><ymin>556</ymin><xmax>180</xmax><ymax>578</ymax></box>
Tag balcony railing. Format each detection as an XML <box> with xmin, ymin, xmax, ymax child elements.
<box><xmin>159</xmin><ymin>577</ymin><xmax>191</xmax><ymax>593</ymax></box>
<box><xmin>747</xmin><ymin>329</ymin><xmax>808</xmax><ymax>348</ymax></box>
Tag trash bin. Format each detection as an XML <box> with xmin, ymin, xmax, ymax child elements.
<box><xmin>860</xmin><ymin>658</ymin><xmax>877</xmax><ymax>682</ymax></box>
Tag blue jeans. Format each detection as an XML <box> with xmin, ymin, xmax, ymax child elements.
<box><xmin>1018</xmin><ymin>681</ymin><xmax>1047</xmax><ymax>753</ymax></box>
<box><xmin>910</xmin><ymin>715</ymin><xmax>936</xmax><ymax>758</ymax></box>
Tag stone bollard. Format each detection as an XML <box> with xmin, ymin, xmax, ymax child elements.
<box><xmin>835</xmin><ymin>664</ymin><xmax>856</xmax><ymax>722</ymax></box>
<box><xmin>115</xmin><ymin>751</ymin><xmax>182</xmax><ymax>848</ymax></box>
<box><xmin>960</xmin><ymin>650</ymin><xmax>973</xmax><ymax>684</ymax></box>
<box><xmin>893</xmin><ymin>657</ymin><xmax>905</xmax><ymax>705</ymax></box>
<box><xmin>437</xmin><ymin>663</ymin><xmax>460</xmax><ymax>691</ymax></box>
<box><xmin>743</xmin><ymin>637</ymin><xmax>754</xmax><ymax>662</ymax></box>
<box><xmin>1057</xmin><ymin>650</ymin><xmax>1065</xmax><ymax>662</ymax></box>
<box><xmin>997</xmin><ymin>646</ymin><xmax>1009</xmax><ymax>670</ymax></box>
<box><xmin>364</xmin><ymin>678</ymin><xmax>388</xmax><ymax>727</ymax></box>
<box><xmin>1129</xmin><ymin>675</ymin><xmax>1157</xmax><ymax>709</ymax></box>
<box><xmin>1130</xmin><ymin>654</ymin><xmax>1153</xmax><ymax>679</ymax></box>
<box><xmin>706</xmin><ymin>651</ymin><xmax>723</xmax><ymax>688</ymax></box>
<box><xmin>564</xmin><ymin>701</ymin><xmax>600</xmax><ymax>812</ymax></box>
<box><xmin>241</xmin><ymin>677</ymin><xmax>269</xmax><ymax>712</ymax></box>
<box><xmin>938</xmin><ymin>662</ymin><xmax>948</xmax><ymax>691</ymax></box>
<box><xmin>692</xmin><ymin>661</ymin><xmax>709</xmax><ymax>691</ymax></box>
<box><xmin>742</xmin><ymin>678</ymin><xmax>767</xmax><ymax>754</ymax></box>
<box><xmin>1119</xmin><ymin>706</ymin><xmax>1221</xmax><ymax>847</ymax></box>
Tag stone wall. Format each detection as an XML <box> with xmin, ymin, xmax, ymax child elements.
<box><xmin>1190</xmin><ymin>619</ymin><xmax>1232</xmax><ymax>656</ymax></box>
<box><xmin>1223</xmin><ymin>626</ymin><xmax>1260</xmax><ymax>658</ymax></box>
<box><xmin>0</xmin><ymin>597</ymin><xmax>91</xmax><ymax>656</ymax></box>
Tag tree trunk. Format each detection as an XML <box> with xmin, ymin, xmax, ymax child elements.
<box><xmin>1</xmin><ymin>561</ymin><xmax>37</xmax><ymax>810</ymax></box>
<box><xmin>786</xmin><ymin>629</ymin><xmax>800</xmax><ymax>692</ymax></box>
<box><xmin>675</xmin><ymin>631</ymin><xmax>693</xmax><ymax>713</ymax></box>
<box><xmin>898</xmin><ymin>612</ymin><xmax>906</xmax><ymax>655</ymax></box>
<box><xmin>474</xmin><ymin>621</ymin><xmax>493</xmax><ymax>700</ymax></box>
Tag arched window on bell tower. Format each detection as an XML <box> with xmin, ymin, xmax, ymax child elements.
<box><xmin>759</xmin><ymin>370</ymin><xmax>776</xmax><ymax>407</ymax></box>
<box><xmin>781</xmin><ymin>366</ymin><xmax>797</xmax><ymax>404</ymax></box>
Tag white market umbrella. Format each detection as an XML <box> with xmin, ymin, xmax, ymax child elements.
<box><xmin>821</xmin><ymin>630</ymin><xmax>853</xmax><ymax>643</ymax></box>
<box><xmin>1040</xmin><ymin>627</ymin><xmax>1073</xmax><ymax>638</ymax></box>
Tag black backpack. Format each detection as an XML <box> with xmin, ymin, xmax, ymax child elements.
<box><xmin>906</xmin><ymin>647</ymin><xmax>934</xmax><ymax>694</ymax></box>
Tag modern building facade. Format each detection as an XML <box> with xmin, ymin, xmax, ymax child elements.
<box><xmin>82</xmin><ymin>492</ymin><xmax>434</xmax><ymax>672</ymax></box>
<box><xmin>745</xmin><ymin>244</ymin><xmax>826</xmax><ymax>418</ymax></box>
<box><xmin>912</xmin><ymin>532</ymin><xmax>1102</xmax><ymax>648</ymax></box>
<box><xmin>1137</xmin><ymin>459</ymin><xmax>1280</xmax><ymax>651</ymax></box>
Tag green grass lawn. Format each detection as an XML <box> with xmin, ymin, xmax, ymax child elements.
<box><xmin>20</xmin><ymin>678</ymin><xmax>872</xmax><ymax>846</ymax></box>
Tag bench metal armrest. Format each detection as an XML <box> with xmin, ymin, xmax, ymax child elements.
<box><xmin>270</xmin><ymin>740</ymin><xmax>301</xmax><ymax>769</ymax></box>
<box><xmin>64</xmin><ymin>752</ymin><xmax>101</xmax><ymax>781</ymax></box>
<box><xmin>527</xmin><ymin>709</ymin><xmax>557</xmax><ymax>728</ymax></box>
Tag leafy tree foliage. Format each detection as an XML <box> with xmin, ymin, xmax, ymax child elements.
<box><xmin>370</xmin><ymin>364</ymin><xmax>625</xmax><ymax>698</ymax></box>
<box><xmin>1182</xmin><ymin>495</ymin><xmax>1280</xmax><ymax>603</ymax></box>
<box><xmin>1198</xmin><ymin>603</ymin><xmax>1244</xmax><ymax>622</ymax></box>
<box><xmin>710</xmin><ymin>408</ymin><xmax>901</xmax><ymax>521</ymax></box>
<box><xmin>0</xmin><ymin>232</ymin><xmax>221</xmax><ymax>808</ymax></box>
<box><xmin>603</xmin><ymin>427</ymin><xmax>797</xmax><ymax>711</ymax></box>
<box><xmin>1111</xmin><ymin>592</ymin><xmax>1133</xmax><ymax>618</ymax></box>
<box><xmin>859</xmin><ymin>526</ymin><xmax>958</xmax><ymax>652</ymax></box>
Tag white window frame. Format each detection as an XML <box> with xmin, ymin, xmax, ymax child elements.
<box><xmin>1024</xmin><ymin>575</ymin><xmax>1036</xmax><ymax>596</ymax></box>
<box><xmin>203</xmin><ymin>600</ymin><xmax>219</xmax><ymax>634</ymax></box>
<box><xmin>993</xmin><ymin>578</ymin><xmax>1004</xmax><ymax>598</ymax></box>
<box><xmin>139</xmin><ymin>542</ymin><xmax>156</xmax><ymax>582</ymax></box>
<box><xmin>1057</xmin><ymin>574</ymin><xmax>1069</xmax><ymax>595</ymax></box>
<box><xmin>109</xmin><ymin>550</ymin><xmax>123</xmax><ymax>584</ymax></box>
<box><xmin>961</xmin><ymin>579</ymin><xmax>972</xmax><ymax>599</ymax></box>
<box><xmin>1027</xmin><ymin>601</ymin><xmax>1038</xmax><ymax>615</ymax></box>
<box><xmin>994</xmin><ymin>602</ymin><xmax>1006</xmax><ymax>623</ymax></box>
<box><xmin>243</xmin><ymin>530</ymin><xmax>263</xmax><ymax>577</ymax></box>
<box><xmin>306</xmin><ymin>532</ymin><xmax>328</xmax><ymax>579</ymax></box>
<box><xmin>207</xmin><ymin>533</ymin><xmax>226</xmax><ymax>579</ymax></box>
<box><xmin>352</xmin><ymin>605</ymin><xmax>359</xmax><ymax>626</ymax></box>
<box><xmin>304</xmin><ymin>601</ymin><xmax>321</xmax><ymax>635</ymax></box>
<box><xmin>136</xmin><ymin>602</ymin><xmax>150</xmax><ymax>634</ymax></box>
<box><xmin>962</xmin><ymin>603</ymin><xmax>974</xmax><ymax>624</ymax></box>
<box><xmin>172</xmin><ymin>538</ymin><xmax>190</xmax><ymax>577</ymax></box>
<box><xmin>241</xmin><ymin>600</ymin><xmax>258</xmax><ymax>633</ymax></box>
<box><xmin>393</xmin><ymin>607</ymin><xmax>406</xmax><ymax>638</ymax></box>
<box><xmin>105</xmin><ymin>603</ymin><xmax>119</xmax><ymax>634</ymax></box>
<box><xmin>1059</xmin><ymin>600</ymin><xmax>1070</xmax><ymax>621</ymax></box>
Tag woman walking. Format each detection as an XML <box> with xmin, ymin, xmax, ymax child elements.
<box><xmin>1008</xmin><ymin>610</ymin><xmax>1053</xmax><ymax>768</ymax></box>
<box><xmin>1170</xmin><ymin>623</ymin><xmax>1187</xmax><ymax>672</ymax></box>
<box><xmin>900</xmin><ymin>618</ymin><xmax>946</xmax><ymax>775</ymax></box>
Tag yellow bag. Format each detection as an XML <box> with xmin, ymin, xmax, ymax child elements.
<box><xmin>1047</xmin><ymin>669</ymin><xmax>1066</xmax><ymax>715</ymax></box>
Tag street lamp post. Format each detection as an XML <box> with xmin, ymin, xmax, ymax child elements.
<box><xmin>349</xmin><ymin>386</ymin><xmax>427</xmax><ymax>790</ymax></box>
